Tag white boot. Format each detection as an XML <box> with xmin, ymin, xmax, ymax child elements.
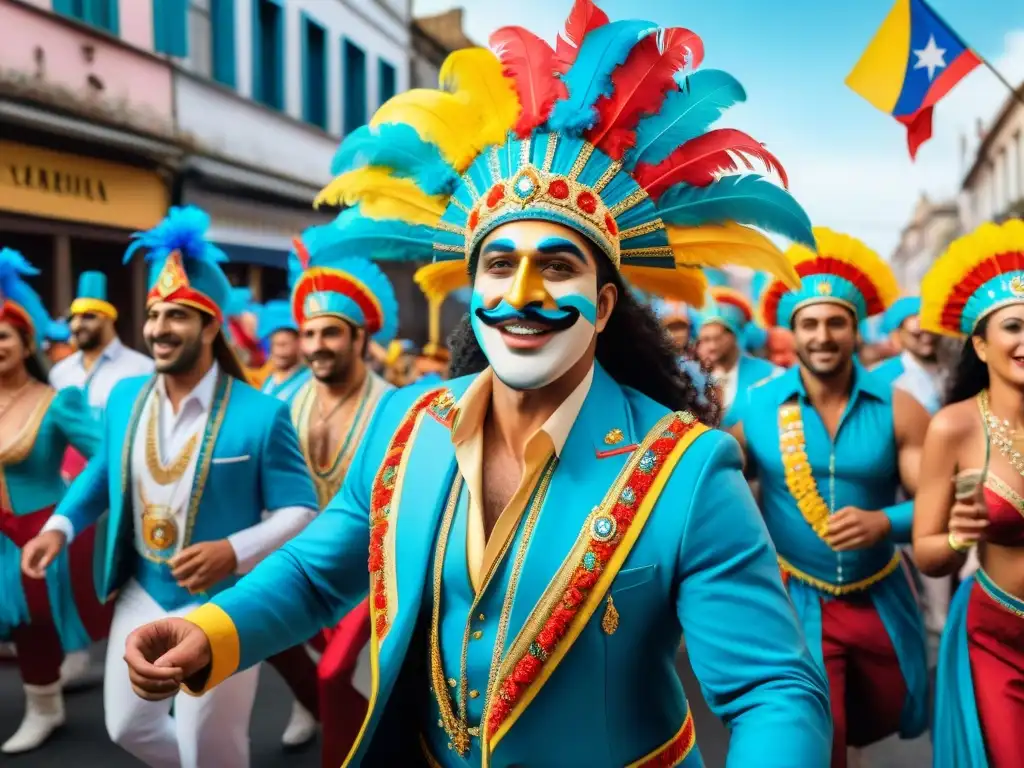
<box><xmin>2</xmin><ymin>683</ymin><xmax>65</xmax><ymax>754</ymax></box>
<box><xmin>281</xmin><ymin>700</ymin><xmax>318</xmax><ymax>748</ymax></box>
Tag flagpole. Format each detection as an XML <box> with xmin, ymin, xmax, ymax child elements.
<box><xmin>921</xmin><ymin>0</ymin><xmax>1024</xmax><ymax>107</ymax></box>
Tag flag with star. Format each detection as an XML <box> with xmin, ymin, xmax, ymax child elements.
<box><xmin>845</xmin><ymin>0</ymin><xmax>981</xmax><ymax>159</ymax></box>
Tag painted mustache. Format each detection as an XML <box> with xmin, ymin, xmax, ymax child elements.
<box><xmin>475</xmin><ymin>300</ymin><xmax>579</xmax><ymax>332</ymax></box>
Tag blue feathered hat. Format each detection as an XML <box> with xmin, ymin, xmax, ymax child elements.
<box><xmin>653</xmin><ymin>298</ymin><xmax>695</xmax><ymax>329</ymax></box>
<box><xmin>124</xmin><ymin>206</ymin><xmax>231</xmax><ymax>321</ymax></box>
<box><xmin>694</xmin><ymin>286</ymin><xmax>753</xmax><ymax>337</ymax></box>
<box><xmin>289</xmin><ymin>216</ymin><xmax>400</xmax><ymax>346</ymax></box>
<box><xmin>226</xmin><ymin>287</ymin><xmax>258</xmax><ymax>319</ymax></box>
<box><xmin>46</xmin><ymin>318</ymin><xmax>71</xmax><ymax>343</ymax></box>
<box><xmin>0</xmin><ymin>248</ymin><xmax>50</xmax><ymax>350</ymax></box>
<box><xmin>257</xmin><ymin>299</ymin><xmax>298</xmax><ymax>341</ymax></box>
<box><xmin>312</xmin><ymin>1</ymin><xmax>810</xmax><ymax>307</ymax></box>
<box><xmin>881</xmin><ymin>296</ymin><xmax>921</xmax><ymax>335</ymax></box>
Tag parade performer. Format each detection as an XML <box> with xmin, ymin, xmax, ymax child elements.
<box><xmin>695</xmin><ymin>286</ymin><xmax>778</xmax><ymax>423</ymax></box>
<box><xmin>256</xmin><ymin>297</ymin><xmax>310</xmax><ymax>403</ymax></box>
<box><xmin>654</xmin><ymin>299</ymin><xmax>695</xmax><ymax>358</ymax></box>
<box><xmin>224</xmin><ymin>286</ymin><xmax>266</xmax><ymax>378</ymax></box>
<box><xmin>730</xmin><ymin>227</ymin><xmax>930</xmax><ymax>768</ymax></box>
<box><xmin>49</xmin><ymin>271</ymin><xmax>155</xmax><ymax>685</ymax></box>
<box><xmin>915</xmin><ymin>220</ymin><xmax>1024</xmax><ymax>767</ymax></box>
<box><xmin>0</xmin><ymin>249</ymin><xmax>105</xmax><ymax>754</ymax></box>
<box><xmin>21</xmin><ymin>207</ymin><xmax>318</xmax><ymax>768</ymax></box>
<box><xmin>873</xmin><ymin>296</ymin><xmax>946</xmax><ymax>415</ymax></box>
<box><xmin>120</xmin><ymin>5</ymin><xmax>832</xmax><ymax>766</ymax></box>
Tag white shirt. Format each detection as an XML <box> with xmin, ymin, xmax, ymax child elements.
<box><xmin>45</xmin><ymin>363</ymin><xmax>316</xmax><ymax>573</ymax></box>
<box><xmin>892</xmin><ymin>350</ymin><xmax>945</xmax><ymax>416</ymax></box>
<box><xmin>49</xmin><ymin>337</ymin><xmax>155</xmax><ymax>410</ymax></box>
<box><xmin>714</xmin><ymin>362</ymin><xmax>740</xmax><ymax>410</ymax></box>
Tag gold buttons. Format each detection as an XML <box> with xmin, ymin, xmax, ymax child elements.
<box><xmin>469</xmin><ymin>690</ymin><xmax>480</xmax><ymax>699</ymax></box>
<box><xmin>472</xmin><ymin>630</ymin><xmax>483</xmax><ymax>640</ymax></box>
<box><xmin>447</xmin><ymin>678</ymin><xmax>457</xmax><ymax>688</ymax></box>
<box><xmin>478</xmin><ymin>613</ymin><xmax>485</xmax><ymax>621</ymax></box>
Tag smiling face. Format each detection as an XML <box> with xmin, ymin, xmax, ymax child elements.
<box><xmin>300</xmin><ymin>315</ymin><xmax>364</xmax><ymax>385</ymax></box>
<box><xmin>70</xmin><ymin>311</ymin><xmax>110</xmax><ymax>351</ymax></box>
<box><xmin>471</xmin><ymin>220</ymin><xmax>616</xmax><ymax>391</ymax></box>
<box><xmin>792</xmin><ymin>302</ymin><xmax>858</xmax><ymax>378</ymax></box>
<box><xmin>0</xmin><ymin>320</ymin><xmax>30</xmax><ymax>378</ymax></box>
<box><xmin>897</xmin><ymin>314</ymin><xmax>937</xmax><ymax>361</ymax></box>
<box><xmin>269</xmin><ymin>329</ymin><xmax>300</xmax><ymax>372</ymax></box>
<box><xmin>144</xmin><ymin>302</ymin><xmax>218</xmax><ymax>375</ymax></box>
<box><xmin>974</xmin><ymin>305</ymin><xmax>1024</xmax><ymax>388</ymax></box>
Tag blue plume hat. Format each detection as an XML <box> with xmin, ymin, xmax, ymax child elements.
<box><xmin>880</xmin><ymin>296</ymin><xmax>921</xmax><ymax>335</ymax></box>
<box><xmin>124</xmin><ymin>206</ymin><xmax>231</xmax><ymax>320</ymax></box>
<box><xmin>71</xmin><ymin>271</ymin><xmax>118</xmax><ymax>319</ymax></box>
<box><xmin>0</xmin><ymin>248</ymin><xmax>49</xmax><ymax>350</ymax></box>
<box><xmin>257</xmin><ymin>299</ymin><xmax>298</xmax><ymax>341</ymax></box>
<box><xmin>290</xmin><ymin>217</ymin><xmax>400</xmax><ymax>346</ymax></box>
<box><xmin>694</xmin><ymin>286</ymin><xmax>753</xmax><ymax>338</ymax></box>
<box><xmin>312</xmin><ymin>1</ymin><xmax>809</xmax><ymax>309</ymax></box>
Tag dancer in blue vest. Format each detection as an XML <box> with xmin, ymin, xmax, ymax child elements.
<box><xmin>22</xmin><ymin>207</ymin><xmax>318</xmax><ymax>768</ymax></box>
<box><xmin>730</xmin><ymin>227</ymin><xmax>930</xmax><ymax>768</ymax></box>
<box><xmin>120</xmin><ymin>5</ymin><xmax>831</xmax><ymax>765</ymax></box>
<box><xmin>916</xmin><ymin>220</ymin><xmax>1024</xmax><ymax>767</ymax></box>
<box><xmin>257</xmin><ymin>297</ymin><xmax>310</xmax><ymax>403</ymax></box>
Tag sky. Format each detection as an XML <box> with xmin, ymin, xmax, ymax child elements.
<box><xmin>413</xmin><ymin>0</ymin><xmax>1024</xmax><ymax>262</ymax></box>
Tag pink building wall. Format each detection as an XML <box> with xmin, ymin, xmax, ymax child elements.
<box><xmin>0</xmin><ymin>0</ymin><xmax>172</xmax><ymax>131</ymax></box>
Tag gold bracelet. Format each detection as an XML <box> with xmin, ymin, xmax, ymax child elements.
<box><xmin>948</xmin><ymin>531</ymin><xmax>973</xmax><ymax>553</ymax></box>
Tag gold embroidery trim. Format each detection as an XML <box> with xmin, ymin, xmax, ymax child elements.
<box><xmin>0</xmin><ymin>388</ymin><xmax>55</xmax><ymax>466</ymax></box>
<box><xmin>145</xmin><ymin>391</ymin><xmax>200</xmax><ymax>485</ymax></box>
<box><xmin>778</xmin><ymin>403</ymin><xmax>830</xmax><ymax>540</ymax></box>
<box><xmin>779</xmin><ymin>553</ymin><xmax>902</xmax><ymax>596</ymax></box>
<box><xmin>541</xmin><ymin>133</ymin><xmax>558</xmax><ymax>172</ymax></box>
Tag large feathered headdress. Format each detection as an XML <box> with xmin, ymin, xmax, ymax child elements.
<box><xmin>314</xmin><ymin>0</ymin><xmax>811</xmax><ymax>305</ymax></box>
<box><xmin>0</xmin><ymin>248</ymin><xmax>49</xmax><ymax>349</ymax></box>
<box><xmin>289</xmin><ymin>218</ymin><xmax>401</xmax><ymax>346</ymax></box>
<box><xmin>921</xmin><ymin>220</ymin><xmax>1024</xmax><ymax>337</ymax></box>
<box><xmin>759</xmin><ymin>227</ymin><xmax>899</xmax><ymax>328</ymax></box>
<box><xmin>124</xmin><ymin>205</ymin><xmax>231</xmax><ymax>321</ymax></box>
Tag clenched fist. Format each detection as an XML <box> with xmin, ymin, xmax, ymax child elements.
<box><xmin>123</xmin><ymin>618</ymin><xmax>213</xmax><ymax>701</ymax></box>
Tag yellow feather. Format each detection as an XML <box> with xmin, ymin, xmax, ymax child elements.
<box><xmin>439</xmin><ymin>48</ymin><xmax>520</xmax><ymax>150</ymax></box>
<box><xmin>667</xmin><ymin>223</ymin><xmax>800</xmax><ymax>288</ymax></box>
<box><xmin>624</xmin><ymin>265</ymin><xmax>707</xmax><ymax>307</ymax></box>
<box><xmin>371</xmin><ymin>89</ymin><xmax>485</xmax><ymax>172</ymax></box>
<box><xmin>414</xmin><ymin>261</ymin><xmax>469</xmax><ymax>302</ymax></box>
<box><xmin>803</xmin><ymin>226</ymin><xmax>900</xmax><ymax>310</ymax></box>
<box><xmin>314</xmin><ymin>168</ymin><xmax>445</xmax><ymax>225</ymax></box>
<box><xmin>921</xmin><ymin>219</ymin><xmax>1024</xmax><ymax>337</ymax></box>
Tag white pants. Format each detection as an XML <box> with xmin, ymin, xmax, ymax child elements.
<box><xmin>104</xmin><ymin>580</ymin><xmax>260</xmax><ymax>768</ymax></box>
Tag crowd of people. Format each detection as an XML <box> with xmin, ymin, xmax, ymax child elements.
<box><xmin>1</xmin><ymin>2</ymin><xmax>1021</xmax><ymax>767</ymax></box>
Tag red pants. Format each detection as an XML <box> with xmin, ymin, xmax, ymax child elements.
<box><xmin>967</xmin><ymin>580</ymin><xmax>1024</xmax><ymax>767</ymax></box>
<box><xmin>318</xmin><ymin>600</ymin><xmax>371</xmax><ymax>768</ymax></box>
<box><xmin>1</xmin><ymin>504</ymin><xmax>112</xmax><ymax>686</ymax></box>
<box><xmin>821</xmin><ymin>596</ymin><xmax>906</xmax><ymax>768</ymax></box>
<box><xmin>268</xmin><ymin>643</ymin><xmax>321</xmax><ymax>718</ymax></box>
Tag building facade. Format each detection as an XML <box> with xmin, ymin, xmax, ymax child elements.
<box><xmin>889</xmin><ymin>194</ymin><xmax>961</xmax><ymax>291</ymax></box>
<box><xmin>960</xmin><ymin>84</ymin><xmax>1024</xmax><ymax>233</ymax></box>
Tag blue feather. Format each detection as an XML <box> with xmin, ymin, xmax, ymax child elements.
<box><xmin>305</xmin><ymin>208</ymin><xmax>436</xmax><ymax>263</ymax></box>
<box><xmin>657</xmin><ymin>176</ymin><xmax>815</xmax><ymax>247</ymax></box>
<box><xmin>547</xmin><ymin>20</ymin><xmax>656</xmax><ymax>136</ymax></box>
<box><xmin>123</xmin><ymin>205</ymin><xmax>227</xmax><ymax>266</ymax></box>
<box><xmin>330</xmin><ymin>124</ymin><xmax>460</xmax><ymax>196</ymax></box>
<box><xmin>749</xmin><ymin>271</ymin><xmax>771</xmax><ymax>302</ymax></box>
<box><xmin>703</xmin><ymin>267</ymin><xmax>729</xmax><ymax>288</ymax></box>
<box><xmin>627</xmin><ymin>69</ymin><xmax>747</xmax><ymax>168</ymax></box>
<box><xmin>0</xmin><ymin>248</ymin><xmax>40</xmax><ymax>298</ymax></box>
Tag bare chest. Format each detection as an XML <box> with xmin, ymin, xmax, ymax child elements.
<box><xmin>480</xmin><ymin>450</ymin><xmax>522</xmax><ymax>539</ymax></box>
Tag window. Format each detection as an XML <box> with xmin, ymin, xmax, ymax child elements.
<box><xmin>53</xmin><ymin>0</ymin><xmax>119</xmax><ymax>36</ymax></box>
<box><xmin>302</xmin><ymin>14</ymin><xmax>328</xmax><ymax>129</ymax></box>
<box><xmin>153</xmin><ymin>0</ymin><xmax>189</xmax><ymax>57</ymax></box>
<box><xmin>210</xmin><ymin>0</ymin><xmax>235</xmax><ymax>87</ymax></box>
<box><xmin>343</xmin><ymin>39</ymin><xmax>367</xmax><ymax>135</ymax></box>
<box><xmin>378</xmin><ymin>59</ymin><xmax>396</xmax><ymax>106</ymax></box>
<box><xmin>253</xmin><ymin>0</ymin><xmax>285</xmax><ymax>111</ymax></box>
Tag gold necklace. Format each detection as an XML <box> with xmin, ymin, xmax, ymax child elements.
<box><xmin>979</xmin><ymin>390</ymin><xmax>1024</xmax><ymax>477</ymax></box>
<box><xmin>145</xmin><ymin>392</ymin><xmax>200</xmax><ymax>485</ymax></box>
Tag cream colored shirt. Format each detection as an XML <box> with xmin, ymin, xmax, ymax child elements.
<box><xmin>451</xmin><ymin>365</ymin><xmax>593</xmax><ymax>594</ymax></box>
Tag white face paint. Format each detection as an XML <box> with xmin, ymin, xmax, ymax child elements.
<box><xmin>471</xmin><ymin>220</ymin><xmax>600</xmax><ymax>391</ymax></box>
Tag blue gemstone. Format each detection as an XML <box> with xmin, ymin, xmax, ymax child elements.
<box><xmin>583</xmin><ymin>551</ymin><xmax>596</xmax><ymax>571</ymax></box>
<box><xmin>639</xmin><ymin>451</ymin><xmax>656</xmax><ymax>472</ymax></box>
<box><xmin>620</xmin><ymin>487</ymin><xmax>636</xmax><ymax>505</ymax></box>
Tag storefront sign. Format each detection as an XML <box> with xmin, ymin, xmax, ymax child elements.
<box><xmin>0</xmin><ymin>141</ymin><xmax>167</xmax><ymax>230</ymax></box>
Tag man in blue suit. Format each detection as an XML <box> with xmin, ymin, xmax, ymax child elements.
<box><xmin>114</xmin><ymin>7</ymin><xmax>831</xmax><ymax>766</ymax></box>
<box><xmin>22</xmin><ymin>206</ymin><xmax>318</xmax><ymax>768</ymax></box>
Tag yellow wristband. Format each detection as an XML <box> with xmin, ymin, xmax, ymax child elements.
<box><xmin>948</xmin><ymin>531</ymin><xmax>972</xmax><ymax>553</ymax></box>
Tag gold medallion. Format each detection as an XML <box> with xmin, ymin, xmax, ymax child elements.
<box><xmin>142</xmin><ymin>504</ymin><xmax>178</xmax><ymax>552</ymax></box>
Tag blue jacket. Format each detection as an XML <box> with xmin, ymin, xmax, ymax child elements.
<box><xmin>187</xmin><ymin>364</ymin><xmax>831</xmax><ymax>767</ymax></box>
<box><xmin>55</xmin><ymin>372</ymin><xmax>317</xmax><ymax>610</ymax></box>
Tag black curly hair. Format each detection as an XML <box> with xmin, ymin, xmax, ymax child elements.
<box><xmin>448</xmin><ymin>255</ymin><xmax>721</xmax><ymax>426</ymax></box>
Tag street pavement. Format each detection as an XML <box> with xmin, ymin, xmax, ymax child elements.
<box><xmin>0</xmin><ymin>643</ymin><xmax>931</xmax><ymax>767</ymax></box>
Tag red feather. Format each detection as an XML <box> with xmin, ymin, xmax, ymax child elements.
<box><xmin>490</xmin><ymin>26</ymin><xmax>568</xmax><ymax>137</ymax></box>
<box><xmin>292</xmin><ymin>236</ymin><xmax>310</xmax><ymax>269</ymax></box>
<box><xmin>633</xmin><ymin>128</ymin><xmax>789</xmax><ymax>199</ymax></box>
<box><xmin>586</xmin><ymin>28</ymin><xmax>704</xmax><ymax>160</ymax></box>
<box><xmin>554</xmin><ymin>0</ymin><xmax>610</xmax><ymax>74</ymax></box>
